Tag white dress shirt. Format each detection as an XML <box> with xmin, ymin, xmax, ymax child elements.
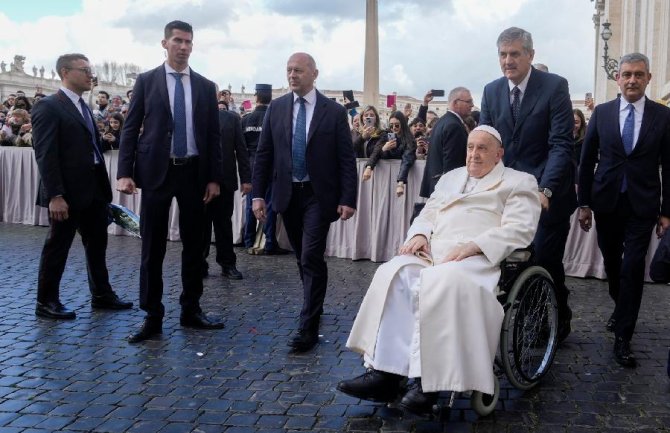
<box><xmin>292</xmin><ymin>88</ymin><xmax>316</xmax><ymax>181</ymax></box>
<box><xmin>619</xmin><ymin>95</ymin><xmax>646</xmax><ymax>151</ymax></box>
<box><xmin>508</xmin><ymin>67</ymin><xmax>532</xmax><ymax>105</ymax></box>
<box><xmin>164</xmin><ymin>63</ymin><xmax>197</xmax><ymax>156</ymax></box>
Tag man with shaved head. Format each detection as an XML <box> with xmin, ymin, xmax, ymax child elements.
<box><xmin>338</xmin><ymin>126</ymin><xmax>541</xmax><ymax>415</ymax></box>
<box><xmin>252</xmin><ymin>52</ymin><xmax>358</xmax><ymax>352</ymax></box>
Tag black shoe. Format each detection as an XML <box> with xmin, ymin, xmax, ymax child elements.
<box><xmin>91</xmin><ymin>293</ymin><xmax>133</xmax><ymax>310</ymax></box>
<box><xmin>264</xmin><ymin>247</ymin><xmax>291</xmax><ymax>255</ymax></box>
<box><xmin>221</xmin><ymin>265</ymin><xmax>243</xmax><ymax>280</ymax></box>
<box><xmin>613</xmin><ymin>336</ymin><xmax>637</xmax><ymax>368</ymax></box>
<box><xmin>127</xmin><ymin>319</ymin><xmax>162</xmax><ymax>343</ymax></box>
<box><xmin>337</xmin><ymin>368</ymin><xmax>404</xmax><ymax>403</ymax></box>
<box><xmin>35</xmin><ymin>301</ymin><xmax>76</xmax><ymax>320</ymax></box>
<box><xmin>557</xmin><ymin>308</ymin><xmax>572</xmax><ymax>343</ymax></box>
<box><xmin>399</xmin><ymin>379</ymin><xmax>439</xmax><ymax>416</ymax></box>
<box><xmin>287</xmin><ymin>328</ymin><xmax>319</xmax><ymax>353</ymax></box>
<box><xmin>606</xmin><ymin>314</ymin><xmax>616</xmax><ymax>332</ymax></box>
<box><xmin>180</xmin><ymin>312</ymin><xmax>225</xmax><ymax>329</ymax></box>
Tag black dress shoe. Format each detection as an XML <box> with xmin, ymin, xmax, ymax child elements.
<box><xmin>287</xmin><ymin>328</ymin><xmax>319</xmax><ymax>352</ymax></box>
<box><xmin>606</xmin><ymin>314</ymin><xmax>616</xmax><ymax>332</ymax></box>
<box><xmin>128</xmin><ymin>319</ymin><xmax>162</xmax><ymax>343</ymax></box>
<box><xmin>399</xmin><ymin>379</ymin><xmax>439</xmax><ymax>416</ymax></box>
<box><xmin>180</xmin><ymin>312</ymin><xmax>225</xmax><ymax>329</ymax></box>
<box><xmin>91</xmin><ymin>293</ymin><xmax>133</xmax><ymax>310</ymax></box>
<box><xmin>221</xmin><ymin>265</ymin><xmax>243</xmax><ymax>280</ymax></box>
<box><xmin>337</xmin><ymin>368</ymin><xmax>404</xmax><ymax>402</ymax></box>
<box><xmin>35</xmin><ymin>301</ymin><xmax>76</xmax><ymax>320</ymax></box>
<box><xmin>264</xmin><ymin>247</ymin><xmax>291</xmax><ymax>255</ymax></box>
<box><xmin>613</xmin><ymin>336</ymin><xmax>637</xmax><ymax>368</ymax></box>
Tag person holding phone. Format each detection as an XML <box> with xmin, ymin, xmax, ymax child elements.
<box><xmin>353</xmin><ymin>105</ymin><xmax>386</xmax><ymax>158</ymax></box>
<box><xmin>101</xmin><ymin>113</ymin><xmax>124</xmax><ymax>151</ymax></box>
<box><xmin>363</xmin><ymin>111</ymin><xmax>417</xmax><ymax>197</ymax></box>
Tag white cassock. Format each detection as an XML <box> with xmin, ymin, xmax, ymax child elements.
<box><xmin>346</xmin><ymin>162</ymin><xmax>541</xmax><ymax>395</ymax></box>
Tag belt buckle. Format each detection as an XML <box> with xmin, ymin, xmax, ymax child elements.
<box><xmin>172</xmin><ymin>157</ymin><xmax>187</xmax><ymax>166</ymax></box>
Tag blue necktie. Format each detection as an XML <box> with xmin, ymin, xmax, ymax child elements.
<box><xmin>170</xmin><ymin>72</ymin><xmax>187</xmax><ymax>158</ymax></box>
<box><xmin>511</xmin><ymin>86</ymin><xmax>521</xmax><ymax>125</ymax></box>
<box><xmin>79</xmin><ymin>98</ymin><xmax>103</xmax><ymax>164</ymax></box>
<box><xmin>621</xmin><ymin>103</ymin><xmax>635</xmax><ymax>192</ymax></box>
<box><xmin>292</xmin><ymin>97</ymin><xmax>307</xmax><ymax>181</ymax></box>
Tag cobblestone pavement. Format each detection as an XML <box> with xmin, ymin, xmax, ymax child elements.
<box><xmin>0</xmin><ymin>223</ymin><xmax>669</xmax><ymax>433</ymax></box>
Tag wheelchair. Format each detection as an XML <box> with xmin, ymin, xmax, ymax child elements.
<box><xmin>442</xmin><ymin>248</ymin><xmax>559</xmax><ymax>417</ymax></box>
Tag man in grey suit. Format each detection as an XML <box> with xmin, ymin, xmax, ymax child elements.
<box><xmin>480</xmin><ymin>27</ymin><xmax>575</xmax><ymax>342</ymax></box>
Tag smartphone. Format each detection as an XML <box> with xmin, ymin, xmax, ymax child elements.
<box><xmin>92</xmin><ymin>76</ymin><xmax>99</xmax><ymax>87</ymax></box>
<box><xmin>431</xmin><ymin>89</ymin><xmax>445</xmax><ymax>97</ymax></box>
<box><xmin>364</xmin><ymin>117</ymin><xmax>373</xmax><ymax>127</ymax></box>
<box><xmin>585</xmin><ymin>92</ymin><xmax>593</xmax><ymax>100</ymax></box>
<box><xmin>387</xmin><ymin>132</ymin><xmax>396</xmax><ymax>141</ymax></box>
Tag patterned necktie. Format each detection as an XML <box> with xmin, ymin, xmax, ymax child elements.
<box><xmin>170</xmin><ymin>72</ymin><xmax>187</xmax><ymax>158</ymax></box>
<box><xmin>620</xmin><ymin>103</ymin><xmax>635</xmax><ymax>192</ymax></box>
<box><xmin>292</xmin><ymin>97</ymin><xmax>307</xmax><ymax>181</ymax></box>
<box><xmin>511</xmin><ymin>86</ymin><xmax>521</xmax><ymax>125</ymax></box>
<box><xmin>79</xmin><ymin>98</ymin><xmax>103</xmax><ymax>164</ymax></box>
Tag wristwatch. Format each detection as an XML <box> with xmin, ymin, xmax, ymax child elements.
<box><xmin>538</xmin><ymin>187</ymin><xmax>552</xmax><ymax>198</ymax></box>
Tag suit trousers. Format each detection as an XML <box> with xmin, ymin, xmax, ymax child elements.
<box><xmin>281</xmin><ymin>182</ymin><xmax>332</xmax><ymax>332</ymax></box>
<box><xmin>594</xmin><ymin>193</ymin><xmax>656</xmax><ymax>341</ymax></box>
<box><xmin>37</xmin><ymin>165</ymin><xmax>113</xmax><ymax>302</ymax></box>
<box><xmin>139</xmin><ymin>160</ymin><xmax>205</xmax><ymax>319</ymax></box>
<box><xmin>203</xmin><ymin>189</ymin><xmax>236</xmax><ymax>268</ymax></box>
<box><xmin>533</xmin><ymin>215</ymin><xmax>571</xmax><ymax>318</ymax></box>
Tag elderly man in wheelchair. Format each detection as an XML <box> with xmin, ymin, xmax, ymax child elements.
<box><xmin>338</xmin><ymin>125</ymin><xmax>543</xmax><ymax>415</ymax></box>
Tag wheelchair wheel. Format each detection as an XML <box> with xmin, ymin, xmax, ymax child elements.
<box><xmin>471</xmin><ymin>375</ymin><xmax>499</xmax><ymax>417</ymax></box>
<box><xmin>500</xmin><ymin>266</ymin><xmax>558</xmax><ymax>390</ymax></box>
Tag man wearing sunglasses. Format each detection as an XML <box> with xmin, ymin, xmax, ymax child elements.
<box><xmin>31</xmin><ymin>53</ymin><xmax>132</xmax><ymax>320</ymax></box>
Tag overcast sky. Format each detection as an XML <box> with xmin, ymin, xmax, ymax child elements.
<box><xmin>0</xmin><ymin>0</ymin><xmax>598</xmax><ymax>105</ymax></box>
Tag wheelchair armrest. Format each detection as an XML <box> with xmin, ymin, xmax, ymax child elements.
<box><xmin>505</xmin><ymin>249</ymin><xmax>532</xmax><ymax>263</ymax></box>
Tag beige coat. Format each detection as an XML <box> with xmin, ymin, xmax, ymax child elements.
<box><xmin>346</xmin><ymin>162</ymin><xmax>541</xmax><ymax>394</ymax></box>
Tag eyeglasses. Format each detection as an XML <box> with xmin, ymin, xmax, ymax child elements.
<box><xmin>389</xmin><ymin>123</ymin><xmax>401</xmax><ymax>129</ymax></box>
<box><xmin>66</xmin><ymin>67</ymin><xmax>94</xmax><ymax>76</ymax></box>
<box><xmin>456</xmin><ymin>98</ymin><xmax>474</xmax><ymax>105</ymax></box>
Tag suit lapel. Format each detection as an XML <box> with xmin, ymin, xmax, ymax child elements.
<box><xmin>496</xmin><ymin>80</ymin><xmax>514</xmax><ymax>134</ymax></box>
<box><xmin>284</xmin><ymin>94</ymin><xmax>294</xmax><ymax>149</ymax></box>
<box><xmin>157</xmin><ymin>65</ymin><xmax>172</xmax><ymax>120</ymax></box>
<box><xmin>307</xmin><ymin>91</ymin><xmax>327</xmax><ymax>145</ymax></box>
<box><xmin>634</xmin><ymin>98</ymin><xmax>656</xmax><ymax>150</ymax></box>
<box><xmin>56</xmin><ymin>90</ymin><xmax>92</xmax><ymax>135</ymax></box>
<box><xmin>190</xmin><ymin>69</ymin><xmax>200</xmax><ymax>115</ymax></box>
<box><xmin>514</xmin><ymin>70</ymin><xmax>541</xmax><ymax>133</ymax></box>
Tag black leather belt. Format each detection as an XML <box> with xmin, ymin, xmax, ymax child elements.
<box><xmin>170</xmin><ymin>156</ymin><xmax>198</xmax><ymax>166</ymax></box>
<box><xmin>292</xmin><ymin>181</ymin><xmax>311</xmax><ymax>188</ymax></box>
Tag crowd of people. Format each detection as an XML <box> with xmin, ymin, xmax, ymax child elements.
<box><xmin>7</xmin><ymin>18</ymin><xmax>669</xmax><ymax>419</ymax></box>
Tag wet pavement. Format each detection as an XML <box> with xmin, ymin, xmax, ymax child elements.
<box><xmin>0</xmin><ymin>223</ymin><xmax>668</xmax><ymax>432</ymax></box>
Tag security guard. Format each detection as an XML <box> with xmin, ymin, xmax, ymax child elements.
<box><xmin>242</xmin><ymin>84</ymin><xmax>287</xmax><ymax>255</ymax></box>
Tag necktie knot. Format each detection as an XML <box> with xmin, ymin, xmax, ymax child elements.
<box><xmin>298</xmin><ymin>97</ymin><xmax>306</xmax><ymax>106</ymax></box>
<box><xmin>627</xmin><ymin>103</ymin><xmax>635</xmax><ymax>114</ymax></box>
<box><xmin>512</xmin><ymin>86</ymin><xmax>521</xmax><ymax>97</ymax></box>
<box><xmin>170</xmin><ymin>72</ymin><xmax>184</xmax><ymax>80</ymax></box>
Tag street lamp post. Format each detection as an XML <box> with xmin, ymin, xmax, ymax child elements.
<box><xmin>600</xmin><ymin>20</ymin><xmax>619</xmax><ymax>81</ymax></box>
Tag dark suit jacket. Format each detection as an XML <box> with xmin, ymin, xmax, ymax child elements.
<box><xmin>252</xmin><ymin>90</ymin><xmax>357</xmax><ymax>222</ymax></box>
<box><xmin>32</xmin><ymin>90</ymin><xmax>112</xmax><ymax>210</ymax></box>
<box><xmin>419</xmin><ymin>111</ymin><xmax>467</xmax><ymax>198</ymax></box>
<box><xmin>578</xmin><ymin>96</ymin><xmax>670</xmax><ymax>217</ymax></box>
<box><xmin>480</xmin><ymin>67</ymin><xmax>576</xmax><ymax>221</ymax></box>
<box><xmin>118</xmin><ymin>64</ymin><xmax>223</xmax><ymax>190</ymax></box>
<box><xmin>219</xmin><ymin>110</ymin><xmax>251</xmax><ymax>192</ymax></box>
